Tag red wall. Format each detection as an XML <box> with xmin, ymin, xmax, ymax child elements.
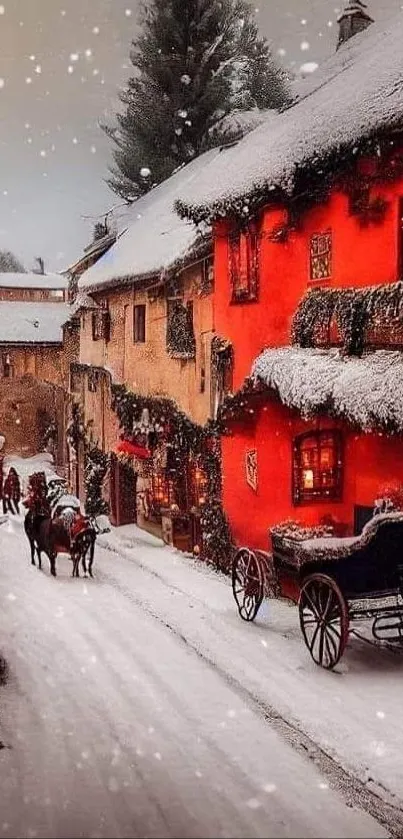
<box><xmin>222</xmin><ymin>400</ymin><xmax>403</xmax><ymax>551</ymax></box>
<box><xmin>214</xmin><ymin>176</ymin><xmax>403</xmax><ymax>390</ymax></box>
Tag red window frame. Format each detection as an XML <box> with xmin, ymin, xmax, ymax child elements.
<box><xmin>293</xmin><ymin>430</ymin><xmax>343</xmax><ymax>505</ymax></box>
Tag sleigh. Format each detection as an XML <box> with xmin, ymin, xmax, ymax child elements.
<box><xmin>232</xmin><ymin>511</ymin><xmax>403</xmax><ymax>669</ymax></box>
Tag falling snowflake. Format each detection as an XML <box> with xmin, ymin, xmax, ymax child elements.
<box><xmin>85</xmin><ymin>48</ymin><xmax>92</xmax><ymax>58</ymax></box>
<box><xmin>301</xmin><ymin>18</ymin><xmax>307</xmax><ymax>24</ymax></box>
<box><xmin>35</xmin><ymin>64</ymin><xmax>41</xmax><ymax>74</ymax></box>
<box><xmin>180</xmin><ymin>74</ymin><xmax>191</xmax><ymax>85</ymax></box>
<box><xmin>277</xmin><ymin>47</ymin><xmax>286</xmax><ymax>57</ymax></box>
<box><xmin>72</xmin><ymin>137</ymin><xmax>78</xmax><ymax>144</ymax></box>
<box><xmin>0</xmin><ymin>79</ymin><xmax>4</xmax><ymax>89</ymax></box>
<box><xmin>70</xmin><ymin>52</ymin><xmax>79</xmax><ymax>62</ymax></box>
<box><xmin>140</xmin><ymin>166</ymin><xmax>151</xmax><ymax>177</ymax></box>
<box><xmin>67</xmin><ymin>66</ymin><xmax>74</xmax><ymax>74</ymax></box>
<box><xmin>40</xmin><ymin>150</ymin><xmax>47</xmax><ymax>157</ymax></box>
<box><xmin>60</xmin><ymin>9</ymin><xmax>66</xmax><ymax>15</ymax></box>
<box><xmin>246</xmin><ymin>798</ymin><xmax>261</xmax><ymax>810</ymax></box>
<box><xmin>29</xmin><ymin>54</ymin><xmax>35</xmax><ymax>61</ymax></box>
<box><xmin>262</xmin><ymin>783</ymin><xmax>276</xmax><ymax>793</ymax></box>
<box><xmin>25</xmin><ymin>77</ymin><xmax>32</xmax><ymax>84</ymax></box>
<box><xmin>90</xmin><ymin>145</ymin><xmax>97</xmax><ymax>154</ymax></box>
<box><xmin>92</xmin><ymin>26</ymin><xmax>100</xmax><ymax>34</ymax></box>
<box><xmin>92</xmin><ymin>68</ymin><xmax>99</xmax><ymax>76</ymax></box>
<box><xmin>0</xmin><ymin>6</ymin><xmax>5</xmax><ymax>14</ymax></box>
<box><xmin>7</xmin><ymin>592</ymin><xmax>16</xmax><ymax>601</ymax></box>
<box><xmin>300</xmin><ymin>62</ymin><xmax>319</xmax><ymax>75</ymax></box>
<box><xmin>154</xmin><ymin>752</ymin><xmax>162</xmax><ymax>760</ymax></box>
<box><xmin>376</xmin><ymin>711</ymin><xmax>386</xmax><ymax>719</ymax></box>
<box><xmin>125</xmin><ymin>8</ymin><xmax>132</xmax><ymax>16</ymax></box>
<box><xmin>300</xmin><ymin>41</ymin><xmax>310</xmax><ymax>51</ymax></box>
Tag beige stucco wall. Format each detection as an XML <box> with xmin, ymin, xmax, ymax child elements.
<box><xmin>78</xmin><ymin>262</ymin><xmax>214</xmax><ymax>426</ymax></box>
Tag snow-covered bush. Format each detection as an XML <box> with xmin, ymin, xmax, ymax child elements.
<box><xmin>271</xmin><ymin>519</ymin><xmax>334</xmax><ymax>542</ymax></box>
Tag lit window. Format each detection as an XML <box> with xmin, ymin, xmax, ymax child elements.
<box><xmin>293</xmin><ymin>430</ymin><xmax>343</xmax><ymax>504</ymax></box>
<box><xmin>310</xmin><ymin>231</ymin><xmax>332</xmax><ymax>281</ymax></box>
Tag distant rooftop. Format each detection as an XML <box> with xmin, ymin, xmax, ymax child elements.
<box><xmin>0</xmin><ymin>301</ymin><xmax>70</xmax><ymax>344</ymax></box>
<box><xmin>0</xmin><ymin>272</ymin><xmax>67</xmax><ymax>290</ymax></box>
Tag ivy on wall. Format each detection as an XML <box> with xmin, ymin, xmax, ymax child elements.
<box><xmin>66</xmin><ymin>400</ymin><xmax>110</xmax><ymax>518</ymax></box>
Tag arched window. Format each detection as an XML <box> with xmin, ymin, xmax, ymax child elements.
<box><xmin>293</xmin><ymin>430</ymin><xmax>343</xmax><ymax>505</ymax></box>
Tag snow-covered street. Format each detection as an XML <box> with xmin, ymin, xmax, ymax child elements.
<box><xmin>0</xmin><ymin>516</ymin><xmax>401</xmax><ymax>839</ymax></box>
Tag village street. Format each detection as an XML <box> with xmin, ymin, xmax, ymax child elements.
<box><xmin>0</xmin><ymin>518</ymin><xmax>403</xmax><ymax>839</ymax></box>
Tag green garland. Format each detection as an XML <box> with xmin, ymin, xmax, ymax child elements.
<box><xmin>217</xmin><ymin>377</ymin><xmax>267</xmax><ymax>428</ymax></box>
<box><xmin>66</xmin><ymin>401</ymin><xmax>110</xmax><ymax>517</ymax></box>
<box><xmin>292</xmin><ymin>281</ymin><xmax>403</xmax><ymax>356</ymax></box>
<box><xmin>166</xmin><ymin>301</ymin><xmax>196</xmax><ymax>358</ymax></box>
<box><xmin>85</xmin><ymin>445</ymin><xmax>110</xmax><ymax>518</ymax></box>
<box><xmin>199</xmin><ymin>497</ymin><xmax>234</xmax><ymax>574</ymax></box>
<box><xmin>111</xmin><ymin>384</ymin><xmax>221</xmax><ymax>496</ymax></box>
<box><xmin>66</xmin><ymin>402</ymin><xmax>86</xmax><ymax>452</ymax></box>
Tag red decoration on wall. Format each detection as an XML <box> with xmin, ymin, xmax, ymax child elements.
<box><xmin>116</xmin><ymin>440</ymin><xmax>151</xmax><ymax>460</ymax></box>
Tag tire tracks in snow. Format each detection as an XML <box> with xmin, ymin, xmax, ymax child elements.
<box><xmin>96</xmin><ymin>561</ymin><xmax>403</xmax><ymax>839</ymax></box>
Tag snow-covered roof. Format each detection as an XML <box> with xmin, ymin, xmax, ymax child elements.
<box><xmin>176</xmin><ymin>11</ymin><xmax>403</xmax><ymax>222</ymax></box>
<box><xmin>0</xmin><ymin>272</ymin><xmax>67</xmax><ymax>290</ymax></box>
<box><xmin>0</xmin><ymin>301</ymin><xmax>70</xmax><ymax>344</ymax></box>
<box><xmin>78</xmin><ymin>148</ymin><xmax>222</xmax><ymax>293</ymax></box>
<box><xmin>251</xmin><ymin>347</ymin><xmax>403</xmax><ymax>434</ymax></box>
<box><xmin>209</xmin><ymin>108</ymin><xmax>276</xmax><ymax>142</ymax></box>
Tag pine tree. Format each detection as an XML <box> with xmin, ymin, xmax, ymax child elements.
<box><xmin>105</xmin><ymin>0</ymin><xmax>290</xmax><ymax>200</ymax></box>
<box><xmin>0</xmin><ymin>250</ymin><xmax>26</xmax><ymax>272</ymax></box>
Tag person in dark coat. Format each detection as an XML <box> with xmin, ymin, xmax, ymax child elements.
<box><xmin>23</xmin><ymin>472</ymin><xmax>50</xmax><ymax>517</ymax></box>
<box><xmin>3</xmin><ymin>467</ymin><xmax>21</xmax><ymax>515</ymax></box>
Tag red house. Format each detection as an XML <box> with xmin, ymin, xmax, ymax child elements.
<box><xmin>177</xmin><ymin>8</ymin><xmax>403</xmax><ymax>551</ymax></box>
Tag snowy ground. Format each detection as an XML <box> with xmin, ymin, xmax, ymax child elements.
<box><xmin>0</xmin><ymin>516</ymin><xmax>402</xmax><ymax>838</ymax></box>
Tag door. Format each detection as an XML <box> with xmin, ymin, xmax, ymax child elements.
<box><xmin>110</xmin><ymin>454</ymin><xmax>137</xmax><ymax>527</ymax></box>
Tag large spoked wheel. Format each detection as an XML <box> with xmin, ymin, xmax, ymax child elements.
<box><xmin>299</xmin><ymin>574</ymin><xmax>349</xmax><ymax>669</ymax></box>
<box><xmin>232</xmin><ymin>548</ymin><xmax>264</xmax><ymax>622</ymax></box>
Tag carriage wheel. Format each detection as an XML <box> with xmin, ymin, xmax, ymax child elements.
<box><xmin>299</xmin><ymin>574</ymin><xmax>349</xmax><ymax>669</ymax></box>
<box><xmin>232</xmin><ymin>548</ymin><xmax>264</xmax><ymax>622</ymax></box>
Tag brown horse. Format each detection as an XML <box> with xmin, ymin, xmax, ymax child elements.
<box><xmin>24</xmin><ymin>511</ymin><xmax>96</xmax><ymax>578</ymax></box>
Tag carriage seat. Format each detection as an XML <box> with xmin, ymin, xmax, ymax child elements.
<box><xmin>294</xmin><ymin>511</ymin><xmax>403</xmax><ymax>563</ymax></box>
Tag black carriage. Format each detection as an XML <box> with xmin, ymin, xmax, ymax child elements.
<box><xmin>232</xmin><ymin>512</ymin><xmax>403</xmax><ymax>669</ymax></box>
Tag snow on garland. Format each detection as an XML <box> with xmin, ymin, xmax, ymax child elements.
<box><xmin>251</xmin><ymin>346</ymin><xmax>403</xmax><ymax>434</ymax></box>
<box><xmin>292</xmin><ymin>282</ymin><xmax>403</xmax><ymax>357</ymax></box>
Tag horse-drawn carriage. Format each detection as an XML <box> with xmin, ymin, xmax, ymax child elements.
<box><xmin>232</xmin><ymin>511</ymin><xmax>403</xmax><ymax>669</ymax></box>
<box><xmin>24</xmin><ymin>473</ymin><xmax>96</xmax><ymax>578</ymax></box>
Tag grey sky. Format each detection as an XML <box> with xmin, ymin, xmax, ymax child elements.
<box><xmin>0</xmin><ymin>0</ymin><xmax>399</xmax><ymax>272</ymax></box>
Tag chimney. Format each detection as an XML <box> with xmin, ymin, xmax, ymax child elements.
<box><xmin>337</xmin><ymin>1</ymin><xmax>373</xmax><ymax>50</ymax></box>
